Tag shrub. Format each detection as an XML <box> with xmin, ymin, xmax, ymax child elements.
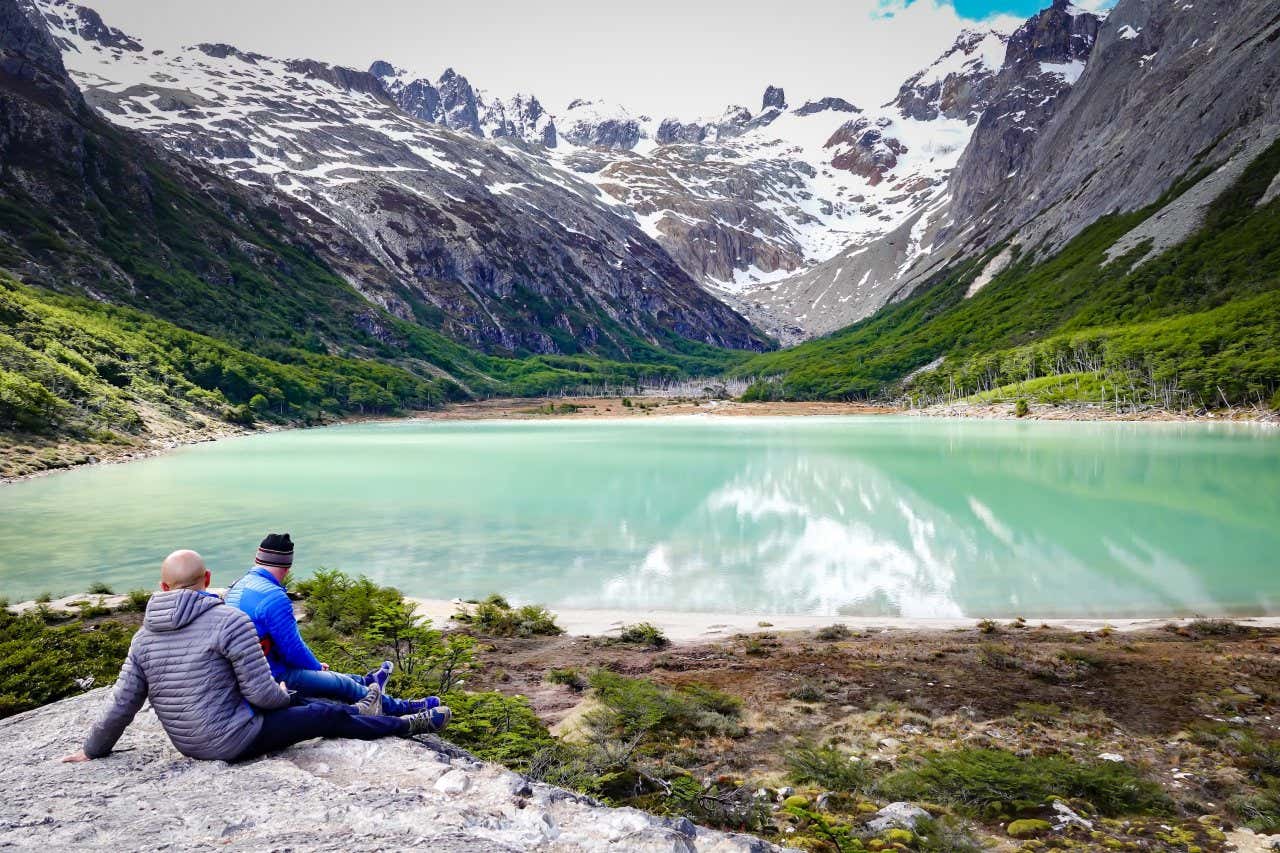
<box><xmin>34</xmin><ymin>592</ymin><xmax>53</xmax><ymax>604</ymax></box>
<box><xmin>546</xmin><ymin>667</ymin><xmax>587</xmax><ymax>690</ymax></box>
<box><xmin>122</xmin><ymin>589</ymin><xmax>152</xmax><ymax>612</ymax></box>
<box><xmin>1186</xmin><ymin>618</ymin><xmax>1248</xmax><ymax>637</ymax></box>
<box><xmin>1014</xmin><ymin>702</ymin><xmax>1062</xmax><ymax>722</ymax></box>
<box><xmin>788</xmin><ymin>681</ymin><xmax>827</xmax><ymax>703</ymax></box>
<box><xmin>816</xmin><ymin>623</ymin><xmax>852</xmax><ymax>641</ymax></box>
<box><xmin>1014</xmin><ymin>398</ymin><xmax>1030</xmax><ymax>417</ymax></box>
<box><xmin>787</xmin><ymin>743</ymin><xmax>870</xmax><ymax>793</ymax></box>
<box><xmin>437</xmin><ymin>690</ymin><xmax>557</xmax><ymax>772</ymax></box>
<box><xmin>0</xmin><ymin>609</ymin><xmax>135</xmax><ymax>718</ymax></box>
<box><xmin>617</xmin><ymin>622</ymin><xmax>669</xmax><ymax>648</ymax></box>
<box><xmin>455</xmin><ymin>594</ymin><xmax>563</xmax><ymax>638</ymax></box>
<box><xmin>87</xmin><ymin>582</ymin><xmax>114</xmax><ymax>595</ymax></box>
<box><xmin>584</xmin><ymin>671</ymin><xmax>745</xmax><ymax>745</ymax></box>
<box><xmin>976</xmin><ymin>619</ymin><xmax>1000</xmax><ymax>634</ymax></box>
<box><xmin>877</xmin><ymin>748</ymin><xmax>1171</xmax><ymax>817</ymax></box>
<box><xmin>1232</xmin><ymin>784</ymin><xmax>1280</xmax><ymax>834</ymax></box>
<box><xmin>295</xmin><ymin>569</ymin><xmax>476</xmax><ymax>697</ymax></box>
<box><xmin>76</xmin><ymin>598</ymin><xmax>112</xmax><ymax>619</ymax></box>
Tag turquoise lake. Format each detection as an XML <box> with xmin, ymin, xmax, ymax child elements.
<box><xmin>1</xmin><ymin>416</ymin><xmax>1278</xmax><ymax>617</ymax></box>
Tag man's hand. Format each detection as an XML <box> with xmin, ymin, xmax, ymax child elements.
<box><xmin>319</xmin><ymin>662</ymin><xmax>329</xmax><ymax>671</ymax></box>
<box><xmin>278</xmin><ymin>680</ymin><xmax>289</xmax><ymax>696</ymax></box>
<box><xmin>62</xmin><ymin>750</ymin><xmax>91</xmax><ymax>763</ymax></box>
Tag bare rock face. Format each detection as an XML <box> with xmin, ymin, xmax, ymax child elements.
<box><xmin>826</xmin><ymin>118</ymin><xmax>907</xmax><ymax>185</ymax></box>
<box><xmin>0</xmin><ymin>691</ymin><xmax>788</xmax><ymax>852</ymax></box>
<box><xmin>892</xmin><ymin>29</ymin><xmax>1007</xmax><ymax>123</ymax></box>
<box><xmin>949</xmin><ymin>0</ymin><xmax>1101</xmax><ymax>228</ymax></box>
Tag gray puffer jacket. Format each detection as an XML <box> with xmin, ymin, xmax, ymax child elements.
<box><xmin>84</xmin><ymin>589</ymin><xmax>290</xmax><ymax>760</ymax></box>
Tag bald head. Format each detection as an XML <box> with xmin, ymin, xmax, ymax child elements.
<box><xmin>161</xmin><ymin>549</ymin><xmax>210</xmax><ymax>592</ymax></box>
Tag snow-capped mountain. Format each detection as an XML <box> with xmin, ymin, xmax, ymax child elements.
<box><xmin>35</xmin><ymin>0</ymin><xmax>765</xmax><ymax>354</ymax></box>
<box><xmin>27</xmin><ymin>0</ymin><xmax>1274</xmax><ymax>352</ymax></box>
<box><xmin>743</xmin><ymin>0</ymin><xmax>1100</xmax><ymax>337</ymax></box>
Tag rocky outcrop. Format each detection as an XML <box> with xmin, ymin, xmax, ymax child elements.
<box><xmin>948</xmin><ymin>0</ymin><xmax>1101</xmax><ymax>228</ymax></box>
<box><xmin>558</xmin><ymin>99</ymin><xmax>648</xmax><ymax>150</ymax></box>
<box><xmin>437</xmin><ymin>67</ymin><xmax>483</xmax><ymax>136</ymax></box>
<box><xmin>793</xmin><ymin>97</ymin><xmax>858</xmax><ymax>118</ymax></box>
<box><xmin>892</xmin><ymin>29</ymin><xmax>1006</xmax><ymax>123</ymax></box>
<box><xmin>0</xmin><ymin>691</ymin><xmax>786</xmax><ymax>852</ymax></box>
<box><xmin>826</xmin><ymin>117</ymin><xmax>907</xmax><ymax>185</ymax></box>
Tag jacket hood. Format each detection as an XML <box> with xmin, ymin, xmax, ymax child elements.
<box><xmin>144</xmin><ymin>589</ymin><xmax>222</xmax><ymax>632</ymax></box>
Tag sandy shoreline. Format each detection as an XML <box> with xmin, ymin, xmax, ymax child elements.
<box><xmin>408</xmin><ymin>598</ymin><xmax>1280</xmax><ymax>643</ymax></box>
<box><xmin>12</xmin><ymin>591</ymin><xmax>1280</xmax><ymax>643</ymax></box>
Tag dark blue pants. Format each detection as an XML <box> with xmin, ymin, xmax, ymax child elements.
<box><xmin>280</xmin><ymin>667</ymin><xmax>416</xmax><ymax>716</ymax></box>
<box><xmin>236</xmin><ymin>697</ymin><xmax>407</xmax><ymax>760</ymax></box>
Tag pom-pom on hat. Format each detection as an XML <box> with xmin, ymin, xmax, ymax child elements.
<box><xmin>255</xmin><ymin>532</ymin><xmax>294</xmax><ymax>570</ymax></box>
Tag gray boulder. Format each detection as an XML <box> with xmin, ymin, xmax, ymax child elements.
<box><xmin>866</xmin><ymin>802</ymin><xmax>932</xmax><ymax>833</ymax></box>
<box><xmin>0</xmin><ymin>690</ymin><xmax>793</xmax><ymax>852</ymax></box>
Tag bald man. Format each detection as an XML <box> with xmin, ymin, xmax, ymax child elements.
<box><xmin>63</xmin><ymin>550</ymin><xmax>449</xmax><ymax>764</ymax></box>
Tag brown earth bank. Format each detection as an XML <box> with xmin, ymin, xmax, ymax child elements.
<box><xmin>465</xmin><ymin>618</ymin><xmax>1280</xmax><ymax>851</ymax></box>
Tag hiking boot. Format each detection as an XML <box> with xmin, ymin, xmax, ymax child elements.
<box><xmin>362</xmin><ymin>660</ymin><xmax>394</xmax><ymax>686</ymax></box>
<box><xmin>403</xmin><ymin>705</ymin><xmax>451</xmax><ymax>735</ymax></box>
<box><xmin>402</xmin><ymin>696</ymin><xmax>442</xmax><ymax>714</ymax></box>
<box><xmin>354</xmin><ymin>682</ymin><xmax>383</xmax><ymax>716</ymax></box>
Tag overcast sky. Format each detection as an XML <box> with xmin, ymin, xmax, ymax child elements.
<box><xmin>83</xmin><ymin>0</ymin><xmax>1110</xmax><ymax>117</ymax></box>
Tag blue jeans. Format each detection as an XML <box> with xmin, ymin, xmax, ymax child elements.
<box><xmin>281</xmin><ymin>667</ymin><xmax>415</xmax><ymax>716</ymax></box>
<box><xmin>236</xmin><ymin>697</ymin><xmax>406</xmax><ymax>760</ymax></box>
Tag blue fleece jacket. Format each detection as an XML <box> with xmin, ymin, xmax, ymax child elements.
<box><xmin>225</xmin><ymin>567</ymin><xmax>322</xmax><ymax>678</ymax></box>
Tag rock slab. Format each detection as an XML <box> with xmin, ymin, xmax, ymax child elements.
<box><xmin>0</xmin><ymin>690</ymin><xmax>788</xmax><ymax>852</ymax></box>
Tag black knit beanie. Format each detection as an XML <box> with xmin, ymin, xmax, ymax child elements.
<box><xmin>255</xmin><ymin>532</ymin><xmax>294</xmax><ymax>570</ymax></box>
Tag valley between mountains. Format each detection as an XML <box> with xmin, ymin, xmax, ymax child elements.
<box><xmin>0</xmin><ymin>0</ymin><xmax>1278</xmax><ymax>477</ymax></box>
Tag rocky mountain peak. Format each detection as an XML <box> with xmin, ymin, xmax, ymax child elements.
<box><xmin>761</xmin><ymin>84</ymin><xmax>786</xmax><ymax>111</ymax></box>
<box><xmin>794</xmin><ymin>96</ymin><xmax>859</xmax><ymax>117</ymax></box>
<box><xmin>436</xmin><ymin>66</ymin><xmax>482</xmax><ymax>135</ymax></box>
<box><xmin>892</xmin><ymin>27</ymin><xmax>1008</xmax><ymax>122</ymax></box>
<box><xmin>3</xmin><ymin>0</ymin><xmax>84</xmax><ymax>110</ymax></box>
<box><xmin>558</xmin><ymin>99</ymin><xmax>649</xmax><ymax>150</ymax></box>
<box><xmin>945</xmin><ymin>0</ymin><xmax>1102</xmax><ymax>224</ymax></box>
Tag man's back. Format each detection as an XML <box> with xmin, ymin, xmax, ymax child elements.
<box><xmin>84</xmin><ymin>589</ymin><xmax>289</xmax><ymax>760</ymax></box>
<box><xmin>225</xmin><ymin>567</ymin><xmax>321</xmax><ymax>676</ymax></box>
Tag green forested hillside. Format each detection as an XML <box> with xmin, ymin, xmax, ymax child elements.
<box><xmin>0</xmin><ymin>274</ymin><xmax>750</xmax><ymax>476</ymax></box>
<box><xmin>735</xmin><ymin>139</ymin><xmax>1280</xmax><ymax>411</ymax></box>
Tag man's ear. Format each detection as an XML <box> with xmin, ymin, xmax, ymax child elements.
<box><xmin>204</xmin><ymin>570</ymin><xmax>212</xmax><ymax>589</ymax></box>
<box><xmin>160</xmin><ymin>582</ymin><xmax>171</xmax><ymax>591</ymax></box>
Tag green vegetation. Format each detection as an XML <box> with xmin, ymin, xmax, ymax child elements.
<box><xmin>615</xmin><ymin>622</ymin><xmax>669</xmax><ymax>648</ymax></box>
<box><xmin>735</xmin><ymin>140</ymin><xmax>1280</xmax><ymax>410</ymax></box>
<box><xmin>816</xmin><ymin>623</ymin><xmax>853</xmax><ymax>641</ymax></box>
<box><xmin>545</xmin><ymin>667</ymin><xmax>587</xmax><ymax>690</ymax></box>
<box><xmin>453</xmin><ymin>594</ymin><xmax>564</xmax><ymax>638</ymax></box>
<box><xmin>0</xmin><ymin>606</ymin><xmax>134</xmax><ymax>717</ymax></box>
<box><xmin>877</xmin><ymin>748</ymin><xmax>1171</xmax><ymax>817</ymax></box>
<box><xmin>787</xmin><ymin>743</ymin><xmax>871</xmax><ymax>793</ymax></box>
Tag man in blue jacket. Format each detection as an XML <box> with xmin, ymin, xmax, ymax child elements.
<box><xmin>225</xmin><ymin>533</ymin><xmax>441</xmax><ymax>718</ymax></box>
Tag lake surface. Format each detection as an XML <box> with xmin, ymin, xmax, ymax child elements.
<box><xmin>2</xmin><ymin>416</ymin><xmax>1278</xmax><ymax>617</ymax></box>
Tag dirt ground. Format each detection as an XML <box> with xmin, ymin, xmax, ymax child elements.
<box><xmin>467</xmin><ymin>619</ymin><xmax>1280</xmax><ymax>847</ymax></box>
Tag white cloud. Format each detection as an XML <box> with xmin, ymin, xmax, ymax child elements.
<box><xmin>83</xmin><ymin>0</ymin><xmax>1032</xmax><ymax>118</ymax></box>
